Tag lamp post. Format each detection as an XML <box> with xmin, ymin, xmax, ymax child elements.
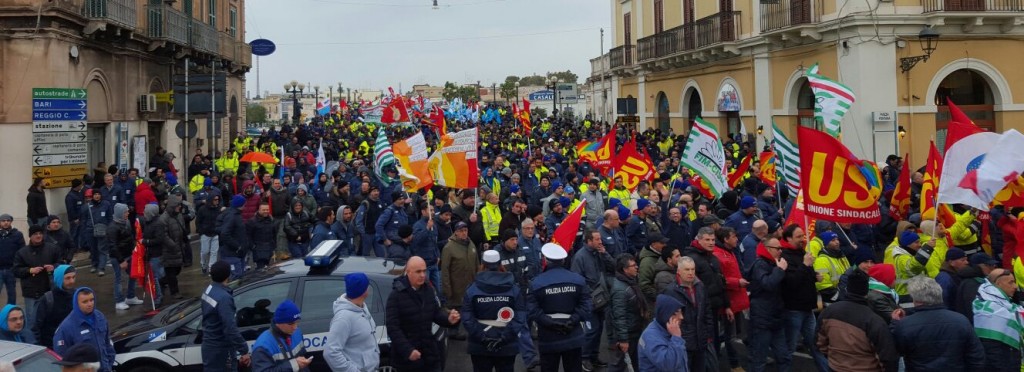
<box><xmin>285</xmin><ymin>80</ymin><xmax>304</xmax><ymax>125</ymax></box>
<box><xmin>900</xmin><ymin>26</ymin><xmax>940</xmax><ymax>73</ymax></box>
<box><xmin>313</xmin><ymin>85</ymin><xmax>321</xmax><ymax>117</ymax></box>
<box><xmin>546</xmin><ymin>76</ymin><xmax>561</xmax><ymax>118</ymax></box>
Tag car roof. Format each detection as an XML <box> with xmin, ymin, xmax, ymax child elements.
<box><xmin>237</xmin><ymin>256</ymin><xmax>404</xmax><ymax>285</ymax></box>
<box><xmin>0</xmin><ymin>340</ymin><xmax>47</xmax><ymax>361</ymax></box>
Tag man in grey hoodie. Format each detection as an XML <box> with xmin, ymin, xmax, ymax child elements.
<box><xmin>325</xmin><ymin>272</ymin><xmax>380</xmax><ymax>372</ymax></box>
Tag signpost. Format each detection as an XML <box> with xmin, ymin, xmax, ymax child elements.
<box><xmin>32</xmin><ymin>88</ymin><xmax>88</xmax><ymax>188</ymax></box>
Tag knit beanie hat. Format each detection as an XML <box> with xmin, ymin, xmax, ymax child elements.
<box><xmin>847</xmin><ymin>269</ymin><xmax>870</xmax><ymax>297</ymax></box>
<box><xmin>898</xmin><ymin>230</ymin><xmax>920</xmax><ymax>247</ymax></box>
<box><xmin>867</xmin><ymin>264</ymin><xmax>897</xmax><ymax>288</ymax></box>
<box><xmin>273</xmin><ymin>300</ymin><xmax>301</xmax><ymax>324</ymax></box>
<box><xmin>346</xmin><ymin>273</ymin><xmax>370</xmax><ymax>299</ymax></box>
<box><xmin>231</xmin><ymin>195</ymin><xmax>247</xmax><ymax>208</ymax></box>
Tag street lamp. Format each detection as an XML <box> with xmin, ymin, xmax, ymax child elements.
<box><xmin>900</xmin><ymin>25</ymin><xmax>940</xmax><ymax>73</ymax></box>
<box><xmin>313</xmin><ymin>85</ymin><xmax>321</xmax><ymax>117</ymax></box>
<box><xmin>546</xmin><ymin>76</ymin><xmax>561</xmax><ymax>118</ymax></box>
<box><xmin>285</xmin><ymin>80</ymin><xmax>304</xmax><ymax>125</ymax></box>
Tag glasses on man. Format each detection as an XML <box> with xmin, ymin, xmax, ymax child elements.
<box><xmin>764</xmin><ymin>245</ymin><xmax>782</xmax><ymax>250</ymax></box>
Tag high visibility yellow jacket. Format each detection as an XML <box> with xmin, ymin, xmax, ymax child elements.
<box><xmin>188</xmin><ymin>174</ymin><xmax>205</xmax><ymax>193</ymax></box>
<box><xmin>884</xmin><ymin>244</ymin><xmax>928</xmax><ymax>295</ymax></box>
<box><xmin>215</xmin><ymin>154</ymin><xmax>239</xmax><ymax>174</ymax></box>
<box><xmin>814</xmin><ymin>250</ymin><xmax>850</xmax><ymax>292</ymax></box>
<box><xmin>481</xmin><ymin>202</ymin><xmax>501</xmax><ymax>241</ymax></box>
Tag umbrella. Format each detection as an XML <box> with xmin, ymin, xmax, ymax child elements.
<box><xmin>239</xmin><ymin>152</ymin><xmax>277</xmax><ymax>164</ymax></box>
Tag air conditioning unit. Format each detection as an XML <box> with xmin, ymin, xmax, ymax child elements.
<box><xmin>139</xmin><ymin>94</ymin><xmax>157</xmax><ymax>112</ymax></box>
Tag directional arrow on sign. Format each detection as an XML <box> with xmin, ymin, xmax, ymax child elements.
<box><xmin>78</xmin><ymin>111</ymin><xmax>86</xmax><ymax>120</ymax></box>
<box><xmin>78</xmin><ymin>101</ymin><xmax>86</xmax><ymax>109</ymax></box>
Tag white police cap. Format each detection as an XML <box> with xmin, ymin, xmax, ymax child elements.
<box><xmin>482</xmin><ymin>250</ymin><xmax>501</xmax><ymax>264</ymax></box>
<box><xmin>541</xmin><ymin>243</ymin><xmax>568</xmax><ymax>260</ymax></box>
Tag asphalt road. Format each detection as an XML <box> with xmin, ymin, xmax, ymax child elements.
<box><xmin>42</xmin><ymin>238</ymin><xmax>815</xmax><ymax>372</ymax></box>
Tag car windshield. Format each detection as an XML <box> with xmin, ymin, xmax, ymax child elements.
<box><xmin>158</xmin><ymin>266</ymin><xmax>281</xmax><ymax>325</ymax></box>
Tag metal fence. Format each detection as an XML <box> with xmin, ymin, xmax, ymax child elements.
<box><xmin>82</xmin><ymin>0</ymin><xmax>137</xmax><ymax>29</ymax></box>
<box><xmin>923</xmin><ymin>0</ymin><xmax>1023</xmax><ymax>12</ymax></box>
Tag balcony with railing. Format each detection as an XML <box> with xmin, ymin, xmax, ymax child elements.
<box><xmin>237</xmin><ymin>42</ymin><xmax>252</xmax><ymax>68</ymax></box>
<box><xmin>190</xmin><ymin>21</ymin><xmax>219</xmax><ymax>54</ymax></box>
<box><xmin>590</xmin><ymin>53</ymin><xmax>610</xmax><ymax>77</ymax></box>
<box><xmin>609</xmin><ymin>45</ymin><xmax>635</xmax><ymax>70</ymax></box>
<box><xmin>923</xmin><ymin>0</ymin><xmax>1024</xmax><ymax>12</ymax></box>
<box><xmin>146</xmin><ymin>4</ymin><xmax>189</xmax><ymax>45</ymax></box>
<box><xmin>81</xmin><ymin>0</ymin><xmax>137</xmax><ymax>30</ymax></box>
<box><xmin>760</xmin><ymin>0</ymin><xmax>820</xmax><ymax>33</ymax></box>
<box><xmin>636</xmin><ymin>11</ymin><xmax>742</xmax><ymax>65</ymax></box>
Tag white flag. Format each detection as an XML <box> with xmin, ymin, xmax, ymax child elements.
<box><xmin>974</xmin><ymin>129</ymin><xmax>1024</xmax><ymax>208</ymax></box>
<box><xmin>681</xmin><ymin>118</ymin><xmax>729</xmax><ymax>198</ymax></box>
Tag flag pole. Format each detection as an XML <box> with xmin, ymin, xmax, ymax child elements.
<box><xmin>665</xmin><ymin>157</ymin><xmax>684</xmax><ymax>213</ymax></box>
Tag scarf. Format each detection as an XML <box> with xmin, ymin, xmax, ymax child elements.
<box><xmin>973</xmin><ymin>281</ymin><xmax>1024</xmax><ymax>349</ymax></box>
<box><xmin>867</xmin><ymin>278</ymin><xmax>899</xmax><ymax>304</ymax></box>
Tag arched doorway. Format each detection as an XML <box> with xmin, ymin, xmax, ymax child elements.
<box><xmin>935</xmin><ymin>69</ymin><xmax>995</xmax><ymax>150</ymax></box>
<box><xmin>686</xmin><ymin>89</ymin><xmax>702</xmax><ymax>128</ymax></box>
<box><xmin>796</xmin><ymin>78</ymin><xmax>817</xmax><ymax>130</ymax></box>
<box><xmin>656</xmin><ymin>92</ymin><xmax>670</xmax><ymax>133</ymax></box>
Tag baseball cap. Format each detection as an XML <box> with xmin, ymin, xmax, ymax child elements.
<box><xmin>647</xmin><ymin>231</ymin><xmax>670</xmax><ymax>245</ymax></box>
<box><xmin>970</xmin><ymin>253</ymin><xmax>1000</xmax><ymax>267</ymax></box>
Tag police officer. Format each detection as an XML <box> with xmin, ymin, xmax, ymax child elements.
<box><xmin>251</xmin><ymin>300</ymin><xmax>312</xmax><ymax>371</ymax></box>
<box><xmin>201</xmin><ymin>260</ymin><xmax>250</xmax><ymax>372</ymax></box>
<box><xmin>463</xmin><ymin>250</ymin><xmax>526</xmax><ymax>372</ymax></box>
<box><xmin>528</xmin><ymin>243</ymin><xmax>591</xmax><ymax>372</ymax></box>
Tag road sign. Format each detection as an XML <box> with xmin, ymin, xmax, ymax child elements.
<box><xmin>33</xmin><ymin>164</ymin><xmax>89</xmax><ymax>178</ymax></box>
<box><xmin>33</xmin><ymin>99</ymin><xmax>87</xmax><ymax>110</ymax></box>
<box><xmin>32</xmin><ymin>87</ymin><xmax>89</xmax><ymax>184</ymax></box>
<box><xmin>33</xmin><ymin>142</ymin><xmax>88</xmax><ymax>155</ymax></box>
<box><xmin>33</xmin><ymin>153</ymin><xmax>88</xmax><ymax>166</ymax></box>
<box><xmin>32</xmin><ymin>88</ymin><xmax>86</xmax><ymax>99</ymax></box>
<box><xmin>250</xmin><ymin>39</ymin><xmax>276</xmax><ymax>56</ymax></box>
<box><xmin>154</xmin><ymin>91</ymin><xmax>174</xmax><ymax>104</ymax></box>
<box><xmin>41</xmin><ymin>175</ymin><xmax>82</xmax><ymax>189</ymax></box>
<box><xmin>33</xmin><ymin>131</ymin><xmax>87</xmax><ymax>144</ymax></box>
<box><xmin>617</xmin><ymin>115</ymin><xmax>640</xmax><ymax>123</ymax></box>
<box><xmin>32</xmin><ymin>121</ymin><xmax>86</xmax><ymax>132</ymax></box>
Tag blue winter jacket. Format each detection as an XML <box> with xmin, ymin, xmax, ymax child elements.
<box><xmin>462</xmin><ymin>270</ymin><xmax>525</xmax><ymax>356</ymax></box>
<box><xmin>201</xmin><ymin>282</ymin><xmax>248</xmax><ymax>355</ymax></box>
<box><xmin>251</xmin><ymin>326</ymin><xmax>309</xmax><ymax>372</ymax></box>
<box><xmin>638</xmin><ymin>294</ymin><xmax>689</xmax><ymax>372</ymax></box>
<box><xmin>724</xmin><ymin>210</ymin><xmax>757</xmax><ymax>242</ymax></box>
<box><xmin>52</xmin><ymin>287</ymin><xmax>116</xmax><ymax>372</ymax></box>
<box><xmin>412</xmin><ymin>217</ymin><xmax>439</xmax><ymax>264</ymax></box>
<box><xmin>892</xmin><ymin>304</ymin><xmax>986</xmax><ymax>372</ymax></box>
<box><xmin>309</xmin><ymin>221</ymin><xmax>336</xmax><ymax>252</ymax></box>
<box><xmin>0</xmin><ymin>304</ymin><xmax>35</xmax><ymax>343</ymax></box>
<box><xmin>375</xmin><ymin>205</ymin><xmax>409</xmax><ymax>244</ymax></box>
<box><xmin>0</xmin><ymin>228</ymin><xmax>25</xmax><ymax>269</ymax></box>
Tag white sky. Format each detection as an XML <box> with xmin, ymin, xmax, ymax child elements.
<box><xmin>243</xmin><ymin>0</ymin><xmax>610</xmax><ymax>97</ymax></box>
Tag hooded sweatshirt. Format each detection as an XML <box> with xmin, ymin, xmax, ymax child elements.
<box><xmin>53</xmin><ymin>287</ymin><xmax>116</xmax><ymax>371</ymax></box>
<box><xmin>107</xmin><ymin>203</ymin><xmax>134</xmax><ymax>262</ymax></box>
<box><xmin>325</xmin><ymin>295</ymin><xmax>380</xmax><ymax>372</ymax></box>
<box><xmin>638</xmin><ymin>294</ymin><xmax>689</xmax><ymax>372</ymax></box>
<box><xmin>34</xmin><ymin>264</ymin><xmax>75</xmax><ymax>348</ymax></box>
<box><xmin>0</xmin><ymin>304</ymin><xmax>35</xmax><ymax>343</ymax></box>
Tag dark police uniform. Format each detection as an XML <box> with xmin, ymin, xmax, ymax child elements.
<box><xmin>462</xmin><ymin>268</ymin><xmax>526</xmax><ymax>372</ymax></box>
<box><xmin>528</xmin><ymin>244</ymin><xmax>592</xmax><ymax>372</ymax></box>
<box><xmin>201</xmin><ymin>282</ymin><xmax>248</xmax><ymax>372</ymax></box>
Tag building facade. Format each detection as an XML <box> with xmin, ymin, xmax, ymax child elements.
<box><xmin>0</xmin><ymin>0</ymin><xmax>251</xmax><ymax>226</ymax></box>
<box><xmin>596</xmin><ymin>0</ymin><xmax>1024</xmax><ymax>163</ymax></box>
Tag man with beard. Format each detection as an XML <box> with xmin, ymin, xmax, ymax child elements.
<box><xmin>13</xmin><ymin>225</ymin><xmax>60</xmax><ymax>328</ymax></box>
<box><xmin>32</xmin><ymin>264</ymin><xmax>75</xmax><ymax>349</ymax></box>
<box><xmin>332</xmin><ymin>205</ymin><xmax>357</xmax><ymax>257</ymax></box>
<box><xmin>779</xmin><ymin>224</ymin><xmax>829</xmax><ymax>371</ymax></box>
<box><xmin>499</xmin><ymin>198</ymin><xmax>528</xmax><ymax>234</ymax></box>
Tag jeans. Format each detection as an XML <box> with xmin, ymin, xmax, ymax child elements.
<box><xmin>0</xmin><ymin>269</ymin><xmax>16</xmax><ymax>305</ymax></box>
<box><xmin>221</xmin><ymin>257</ymin><xmax>245</xmax><ymax>279</ymax></box>
<box><xmin>112</xmin><ymin>257</ymin><xmax>125</xmax><ymax>303</ymax></box>
<box><xmin>583</xmin><ymin>309</ymin><xmax>605</xmax><ymax>360</ymax></box>
<box><xmin>784</xmin><ymin>310</ymin><xmax>830</xmax><ymax>372</ymax></box>
<box><xmin>519</xmin><ymin>325</ymin><xmax>538</xmax><ymax>365</ymax></box>
<box><xmin>361</xmin><ymin>233</ymin><xmax>386</xmax><ymax>258</ymax></box>
<box><xmin>360</xmin><ymin>233</ymin><xmax>375</xmax><ymax>256</ymax></box>
<box><xmin>23</xmin><ymin>297</ymin><xmax>38</xmax><ymax>332</ymax></box>
<box><xmin>749</xmin><ymin>326</ymin><xmax>791</xmax><ymax>372</ymax></box>
<box><xmin>471</xmin><ymin>355</ymin><xmax>516</xmax><ymax>372</ymax></box>
<box><xmin>149</xmin><ymin>257</ymin><xmax>164</xmax><ymax>304</ymax></box>
<box><xmin>200</xmin><ymin>235</ymin><xmax>219</xmax><ymax>270</ymax></box>
<box><xmin>540</xmin><ymin>349</ymin><xmax>582</xmax><ymax>372</ymax></box>
<box><xmin>427</xmin><ymin>264</ymin><xmax>441</xmax><ymax>295</ymax></box>
<box><xmin>719</xmin><ymin>314</ymin><xmax>742</xmax><ymax>368</ymax></box>
<box><xmin>288</xmin><ymin>241</ymin><xmax>309</xmax><ymax>259</ymax></box>
<box><xmin>201</xmin><ymin>344</ymin><xmax>238</xmax><ymax>372</ymax></box>
<box><xmin>124</xmin><ymin>259</ymin><xmax>138</xmax><ymax>300</ymax></box>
